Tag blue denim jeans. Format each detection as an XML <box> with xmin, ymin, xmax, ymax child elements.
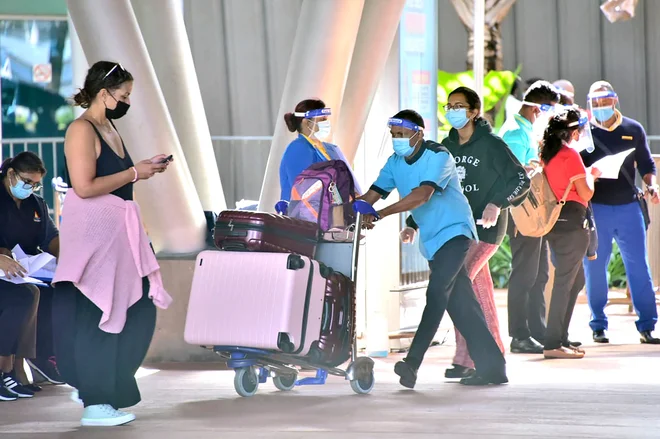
<box><xmin>584</xmin><ymin>202</ymin><xmax>657</xmax><ymax>332</ymax></box>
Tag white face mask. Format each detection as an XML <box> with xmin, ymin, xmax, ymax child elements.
<box><xmin>314</xmin><ymin>120</ymin><xmax>332</xmax><ymax>140</ymax></box>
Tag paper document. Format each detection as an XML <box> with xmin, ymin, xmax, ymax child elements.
<box><xmin>591</xmin><ymin>148</ymin><xmax>635</xmax><ymax>180</ymax></box>
<box><xmin>0</xmin><ymin>245</ymin><xmax>56</xmax><ymax>285</ymax></box>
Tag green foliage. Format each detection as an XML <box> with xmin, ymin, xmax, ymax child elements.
<box><xmin>489</xmin><ymin>237</ymin><xmax>628</xmax><ymax>289</ymax></box>
<box><xmin>607</xmin><ymin>241</ymin><xmax>627</xmax><ymax>289</ymax></box>
<box><xmin>437</xmin><ymin>66</ymin><xmax>521</xmax><ymax>134</ymax></box>
<box><xmin>490</xmin><ymin>235</ymin><xmax>512</xmax><ymax>289</ymax></box>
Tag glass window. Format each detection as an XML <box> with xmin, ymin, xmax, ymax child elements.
<box><xmin>1</xmin><ymin>18</ymin><xmax>73</xmax><ymax>210</ymax></box>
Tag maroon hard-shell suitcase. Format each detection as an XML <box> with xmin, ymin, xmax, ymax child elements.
<box><xmin>214</xmin><ymin>210</ymin><xmax>319</xmax><ymax>258</ymax></box>
<box><xmin>309</xmin><ymin>271</ymin><xmax>356</xmax><ymax>367</ymax></box>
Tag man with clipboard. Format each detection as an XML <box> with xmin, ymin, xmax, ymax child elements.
<box><xmin>580</xmin><ymin>81</ymin><xmax>660</xmax><ymax>345</ymax></box>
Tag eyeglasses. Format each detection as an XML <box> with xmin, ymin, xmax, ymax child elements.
<box><xmin>102</xmin><ymin>63</ymin><xmax>125</xmax><ymax>80</ymax></box>
<box><xmin>444</xmin><ymin>103</ymin><xmax>470</xmax><ymax>111</ymax></box>
<box><xmin>15</xmin><ymin>174</ymin><xmax>42</xmax><ymax>192</ymax></box>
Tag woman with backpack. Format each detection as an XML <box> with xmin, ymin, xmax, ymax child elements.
<box><xmin>279</xmin><ymin>98</ymin><xmax>358</xmax><ymax>203</ymax></box>
<box><xmin>540</xmin><ymin>107</ymin><xmax>600</xmax><ymax>359</ymax></box>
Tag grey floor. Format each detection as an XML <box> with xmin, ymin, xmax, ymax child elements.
<box><xmin>2</xmin><ymin>291</ymin><xmax>660</xmax><ymax>439</ymax></box>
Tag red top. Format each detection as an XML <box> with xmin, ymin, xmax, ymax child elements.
<box><xmin>544</xmin><ymin>145</ymin><xmax>588</xmax><ymax>207</ymax></box>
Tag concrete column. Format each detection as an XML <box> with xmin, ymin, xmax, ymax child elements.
<box><xmin>67</xmin><ymin>13</ymin><xmax>87</xmax><ymax>118</ymax></box>
<box><xmin>131</xmin><ymin>0</ymin><xmax>226</xmax><ymax>212</ymax></box>
<box><xmin>67</xmin><ymin>0</ymin><xmax>206</xmax><ymax>253</ymax></box>
<box><xmin>257</xmin><ymin>0</ymin><xmax>365</xmax><ymax>212</ymax></box>
<box><xmin>334</xmin><ymin>0</ymin><xmax>406</xmax><ymax>165</ymax></box>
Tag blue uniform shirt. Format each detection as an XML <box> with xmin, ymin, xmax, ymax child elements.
<box><xmin>370</xmin><ymin>141</ymin><xmax>477</xmax><ymax>261</ymax></box>
<box><xmin>279</xmin><ymin>134</ymin><xmax>360</xmax><ymax>201</ymax></box>
<box><xmin>499</xmin><ymin>114</ymin><xmax>535</xmax><ymax>165</ymax></box>
<box><xmin>0</xmin><ymin>175</ymin><xmax>58</xmax><ymax>255</ymax></box>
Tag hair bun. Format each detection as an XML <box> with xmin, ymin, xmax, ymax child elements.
<box><xmin>283</xmin><ymin>112</ymin><xmax>298</xmax><ymax>132</ymax></box>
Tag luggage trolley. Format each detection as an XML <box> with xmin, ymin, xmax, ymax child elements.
<box><xmin>211</xmin><ymin>200</ymin><xmax>379</xmax><ymax>397</ymax></box>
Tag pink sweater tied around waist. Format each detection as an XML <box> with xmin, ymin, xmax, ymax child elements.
<box><xmin>53</xmin><ymin>190</ymin><xmax>172</xmax><ymax>333</ymax></box>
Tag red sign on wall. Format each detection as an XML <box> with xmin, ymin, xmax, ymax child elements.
<box><xmin>33</xmin><ymin>63</ymin><xmax>52</xmax><ymax>84</ymax></box>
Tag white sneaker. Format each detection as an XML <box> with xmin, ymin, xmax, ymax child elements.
<box><xmin>81</xmin><ymin>404</ymin><xmax>136</xmax><ymax>427</ymax></box>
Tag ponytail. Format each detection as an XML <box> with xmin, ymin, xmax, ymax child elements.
<box><xmin>0</xmin><ymin>158</ymin><xmax>11</xmax><ymax>175</ymax></box>
<box><xmin>539</xmin><ymin>108</ymin><xmax>581</xmax><ymax>163</ymax></box>
<box><xmin>0</xmin><ymin>152</ymin><xmax>46</xmax><ymax>176</ymax></box>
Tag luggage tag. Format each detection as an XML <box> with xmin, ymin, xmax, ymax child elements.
<box><xmin>328</xmin><ymin>182</ymin><xmax>343</xmax><ymax>205</ymax></box>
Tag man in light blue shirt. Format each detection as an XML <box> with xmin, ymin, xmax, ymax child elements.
<box><xmin>499</xmin><ymin>81</ymin><xmax>561</xmax><ymax>355</ymax></box>
<box><xmin>361</xmin><ymin>109</ymin><xmax>507</xmax><ymax>389</ymax></box>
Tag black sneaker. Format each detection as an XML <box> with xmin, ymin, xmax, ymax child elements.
<box><xmin>2</xmin><ymin>373</ymin><xmax>34</xmax><ymax>398</ymax></box>
<box><xmin>394</xmin><ymin>360</ymin><xmax>418</xmax><ymax>389</ymax></box>
<box><xmin>593</xmin><ymin>330</ymin><xmax>609</xmax><ymax>344</ymax></box>
<box><xmin>510</xmin><ymin>337</ymin><xmax>544</xmax><ymax>354</ymax></box>
<box><xmin>27</xmin><ymin>357</ymin><xmax>64</xmax><ymax>385</ymax></box>
<box><xmin>0</xmin><ymin>385</ymin><xmax>18</xmax><ymax>401</ymax></box>
<box><xmin>444</xmin><ymin>364</ymin><xmax>475</xmax><ymax>379</ymax></box>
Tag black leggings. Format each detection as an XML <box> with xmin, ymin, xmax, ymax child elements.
<box><xmin>53</xmin><ymin>278</ymin><xmax>156</xmax><ymax>409</ymax></box>
<box><xmin>0</xmin><ymin>282</ymin><xmax>35</xmax><ymax>356</ymax></box>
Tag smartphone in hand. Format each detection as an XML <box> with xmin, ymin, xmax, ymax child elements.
<box><xmin>159</xmin><ymin>155</ymin><xmax>174</xmax><ymax>164</ymax></box>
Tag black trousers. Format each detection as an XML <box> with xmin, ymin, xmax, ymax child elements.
<box><xmin>0</xmin><ymin>282</ymin><xmax>35</xmax><ymax>356</ymax></box>
<box><xmin>53</xmin><ymin>278</ymin><xmax>156</xmax><ymax>409</ymax></box>
<box><xmin>507</xmin><ymin>216</ymin><xmax>548</xmax><ymax>341</ymax></box>
<box><xmin>406</xmin><ymin>236</ymin><xmax>506</xmax><ymax>377</ymax></box>
<box><xmin>35</xmin><ymin>286</ymin><xmax>55</xmax><ymax>360</ymax></box>
<box><xmin>544</xmin><ymin>203</ymin><xmax>590</xmax><ymax>350</ymax></box>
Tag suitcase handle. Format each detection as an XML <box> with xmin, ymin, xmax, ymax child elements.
<box><xmin>220</xmin><ymin>242</ymin><xmax>248</xmax><ymax>251</ymax></box>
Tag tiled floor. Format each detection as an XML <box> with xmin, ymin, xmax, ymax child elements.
<box><xmin>2</xmin><ymin>291</ymin><xmax>660</xmax><ymax>438</ymax></box>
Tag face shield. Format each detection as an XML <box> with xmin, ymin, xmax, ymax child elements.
<box><xmin>529</xmin><ymin>102</ymin><xmax>563</xmax><ymax>145</ymax></box>
<box><xmin>568</xmin><ymin>110</ymin><xmax>595</xmax><ymax>154</ymax></box>
<box><xmin>587</xmin><ymin>90</ymin><xmax>620</xmax><ymax>126</ymax></box>
<box><xmin>294</xmin><ymin>108</ymin><xmax>332</xmax><ymax>140</ymax></box>
<box><xmin>378</xmin><ymin>118</ymin><xmax>423</xmax><ymax>160</ymax></box>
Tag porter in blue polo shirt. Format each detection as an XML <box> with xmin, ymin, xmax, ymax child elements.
<box><xmin>371</xmin><ymin>140</ymin><xmax>477</xmax><ymax>260</ymax></box>
<box><xmin>361</xmin><ymin>110</ymin><xmax>506</xmax><ymax>389</ymax></box>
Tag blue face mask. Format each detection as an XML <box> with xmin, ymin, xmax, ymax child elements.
<box><xmin>9</xmin><ymin>174</ymin><xmax>34</xmax><ymax>200</ymax></box>
<box><xmin>392</xmin><ymin>137</ymin><xmax>415</xmax><ymax>157</ymax></box>
<box><xmin>592</xmin><ymin>106</ymin><xmax>615</xmax><ymax>122</ymax></box>
<box><xmin>446</xmin><ymin>108</ymin><xmax>470</xmax><ymax>129</ymax></box>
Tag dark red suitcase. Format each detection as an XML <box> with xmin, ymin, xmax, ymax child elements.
<box><xmin>309</xmin><ymin>271</ymin><xmax>356</xmax><ymax>367</ymax></box>
<box><xmin>214</xmin><ymin>210</ymin><xmax>319</xmax><ymax>258</ymax></box>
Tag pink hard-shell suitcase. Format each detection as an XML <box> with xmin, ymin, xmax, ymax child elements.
<box><xmin>184</xmin><ymin>250</ymin><xmax>326</xmax><ymax>355</ymax></box>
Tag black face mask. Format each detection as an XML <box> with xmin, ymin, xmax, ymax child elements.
<box><xmin>105</xmin><ymin>93</ymin><xmax>130</xmax><ymax>120</ymax></box>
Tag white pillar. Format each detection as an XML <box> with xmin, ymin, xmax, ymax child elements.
<box><xmin>67</xmin><ymin>13</ymin><xmax>87</xmax><ymax>118</ymax></box>
<box><xmin>257</xmin><ymin>0</ymin><xmax>365</xmax><ymax>212</ymax></box>
<box><xmin>67</xmin><ymin>0</ymin><xmax>206</xmax><ymax>253</ymax></box>
<box><xmin>334</xmin><ymin>0</ymin><xmax>406</xmax><ymax>165</ymax></box>
<box><xmin>472</xmin><ymin>0</ymin><xmax>486</xmax><ymax>102</ymax></box>
<box><xmin>131</xmin><ymin>0</ymin><xmax>226</xmax><ymax>212</ymax></box>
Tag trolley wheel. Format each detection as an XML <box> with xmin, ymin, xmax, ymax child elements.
<box><xmin>273</xmin><ymin>374</ymin><xmax>297</xmax><ymax>391</ymax></box>
<box><xmin>234</xmin><ymin>367</ymin><xmax>259</xmax><ymax>397</ymax></box>
<box><xmin>350</xmin><ymin>370</ymin><xmax>375</xmax><ymax>395</ymax></box>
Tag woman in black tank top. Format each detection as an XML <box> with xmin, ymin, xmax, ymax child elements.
<box><xmin>54</xmin><ymin>61</ymin><xmax>172</xmax><ymax>427</ymax></box>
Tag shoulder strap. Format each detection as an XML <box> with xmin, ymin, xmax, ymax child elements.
<box><xmin>559</xmin><ymin>182</ymin><xmax>573</xmax><ymax>203</ymax></box>
<box><xmin>84</xmin><ymin>119</ymin><xmax>103</xmax><ymax>140</ymax></box>
<box><xmin>591</xmin><ymin>134</ymin><xmax>638</xmax><ymax>190</ymax></box>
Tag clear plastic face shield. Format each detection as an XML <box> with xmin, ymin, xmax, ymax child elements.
<box><xmin>378</xmin><ymin>118</ymin><xmax>423</xmax><ymax>160</ymax></box>
<box><xmin>529</xmin><ymin>102</ymin><xmax>563</xmax><ymax>145</ymax></box>
<box><xmin>587</xmin><ymin>89</ymin><xmax>620</xmax><ymax>128</ymax></box>
<box><xmin>294</xmin><ymin>108</ymin><xmax>332</xmax><ymax>140</ymax></box>
<box><xmin>568</xmin><ymin>110</ymin><xmax>595</xmax><ymax>154</ymax></box>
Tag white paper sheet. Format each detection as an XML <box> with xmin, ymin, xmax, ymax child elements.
<box><xmin>591</xmin><ymin>148</ymin><xmax>635</xmax><ymax>180</ymax></box>
<box><xmin>0</xmin><ymin>245</ymin><xmax>56</xmax><ymax>285</ymax></box>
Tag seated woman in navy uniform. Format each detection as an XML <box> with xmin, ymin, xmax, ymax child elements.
<box><xmin>0</xmin><ymin>152</ymin><xmax>62</xmax><ymax>402</ymax></box>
